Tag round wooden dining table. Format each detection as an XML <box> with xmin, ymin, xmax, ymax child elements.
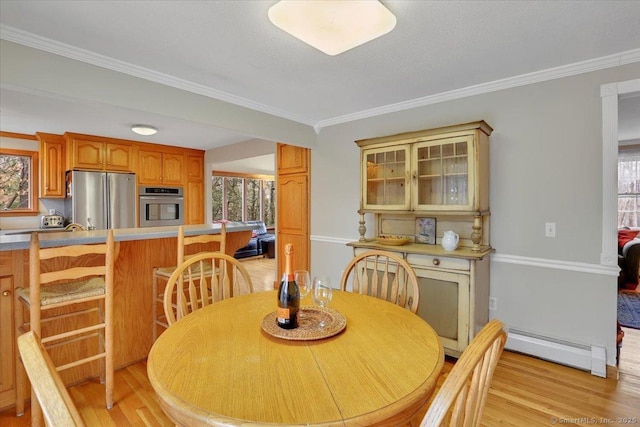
<box><xmin>147</xmin><ymin>290</ymin><xmax>444</xmax><ymax>426</ymax></box>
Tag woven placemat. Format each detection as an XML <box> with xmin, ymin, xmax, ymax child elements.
<box><xmin>261</xmin><ymin>307</ymin><xmax>346</xmax><ymax>341</ymax></box>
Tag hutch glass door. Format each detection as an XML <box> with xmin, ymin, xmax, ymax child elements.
<box><xmin>413</xmin><ymin>136</ymin><xmax>474</xmax><ymax>211</ymax></box>
<box><xmin>362</xmin><ymin>145</ymin><xmax>410</xmax><ymax>210</ymax></box>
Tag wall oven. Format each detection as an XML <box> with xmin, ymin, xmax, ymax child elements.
<box><xmin>139</xmin><ymin>186</ymin><xmax>184</xmax><ymax>227</ymax></box>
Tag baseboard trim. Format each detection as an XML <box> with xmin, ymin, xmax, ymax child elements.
<box><xmin>507</xmin><ymin>328</ymin><xmax>607</xmax><ymax>378</ymax></box>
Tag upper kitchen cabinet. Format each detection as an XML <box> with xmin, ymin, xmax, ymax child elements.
<box><xmin>356</xmin><ymin>121</ymin><xmax>492</xmax><ymax>214</ymax></box>
<box><xmin>65</xmin><ymin>133</ymin><xmax>134</xmax><ymax>172</ymax></box>
<box><xmin>138</xmin><ymin>149</ymin><xmax>184</xmax><ymax>185</ymax></box>
<box><xmin>277</xmin><ymin>144</ymin><xmax>308</xmax><ymax>175</ymax></box>
<box><xmin>186</xmin><ymin>154</ymin><xmax>204</xmax><ymax>182</ymax></box>
<box><xmin>185</xmin><ymin>154</ymin><xmax>204</xmax><ymax>224</ymax></box>
<box><xmin>37</xmin><ymin>132</ymin><xmax>65</xmax><ymax>198</ymax></box>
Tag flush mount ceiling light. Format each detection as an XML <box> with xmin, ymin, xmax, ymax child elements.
<box><xmin>268</xmin><ymin>0</ymin><xmax>396</xmax><ymax>56</ymax></box>
<box><xmin>131</xmin><ymin>125</ymin><xmax>157</xmax><ymax>136</ymax></box>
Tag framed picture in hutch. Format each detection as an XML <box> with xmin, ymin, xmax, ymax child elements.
<box><xmin>415</xmin><ymin>217</ymin><xmax>436</xmax><ymax>244</ymax></box>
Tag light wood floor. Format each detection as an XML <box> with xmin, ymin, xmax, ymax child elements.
<box><xmin>3</xmin><ymin>257</ymin><xmax>639</xmax><ymax>426</ymax></box>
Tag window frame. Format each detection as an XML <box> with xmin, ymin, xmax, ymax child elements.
<box><xmin>618</xmin><ymin>144</ymin><xmax>640</xmax><ymax>228</ymax></box>
<box><xmin>0</xmin><ymin>147</ymin><xmax>39</xmax><ymax>216</ymax></box>
<box><xmin>212</xmin><ymin>171</ymin><xmax>275</xmax><ymax>226</ymax></box>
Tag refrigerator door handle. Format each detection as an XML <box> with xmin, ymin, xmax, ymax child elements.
<box><xmin>103</xmin><ymin>174</ymin><xmax>110</xmax><ymax>229</ymax></box>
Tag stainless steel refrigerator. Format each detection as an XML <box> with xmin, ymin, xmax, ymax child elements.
<box><xmin>64</xmin><ymin>170</ymin><xmax>137</xmax><ymax>230</ymax></box>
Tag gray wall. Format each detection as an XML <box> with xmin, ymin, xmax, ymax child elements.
<box><xmin>310</xmin><ymin>63</ymin><xmax>640</xmax><ymax>366</ymax></box>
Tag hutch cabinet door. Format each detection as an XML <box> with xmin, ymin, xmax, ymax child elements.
<box><xmin>412</xmin><ymin>135</ymin><xmax>475</xmax><ymax>211</ymax></box>
<box><xmin>361</xmin><ymin>145</ymin><xmax>411</xmax><ymax>210</ymax></box>
<box><xmin>413</xmin><ymin>267</ymin><xmax>471</xmax><ymax>356</ymax></box>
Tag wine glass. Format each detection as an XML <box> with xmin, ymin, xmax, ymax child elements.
<box><xmin>295</xmin><ymin>270</ymin><xmax>311</xmax><ymax>300</ymax></box>
<box><xmin>295</xmin><ymin>270</ymin><xmax>311</xmax><ymax>321</ymax></box>
<box><xmin>312</xmin><ymin>276</ymin><xmax>333</xmax><ymax>328</ymax></box>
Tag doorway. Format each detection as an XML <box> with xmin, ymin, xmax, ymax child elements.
<box><xmin>602</xmin><ymin>77</ymin><xmax>640</xmax><ymax>370</ymax></box>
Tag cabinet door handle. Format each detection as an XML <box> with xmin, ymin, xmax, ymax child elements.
<box><xmin>432</xmin><ymin>258</ymin><xmax>440</xmax><ymax>266</ymax></box>
<box><xmin>2</xmin><ymin>290</ymin><xmax>10</xmax><ymax>297</ymax></box>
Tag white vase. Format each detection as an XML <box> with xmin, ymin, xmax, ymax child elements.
<box><xmin>441</xmin><ymin>231</ymin><xmax>459</xmax><ymax>251</ymax></box>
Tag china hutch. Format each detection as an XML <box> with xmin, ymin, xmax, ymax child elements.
<box><xmin>348</xmin><ymin>121</ymin><xmax>493</xmax><ymax>356</ymax></box>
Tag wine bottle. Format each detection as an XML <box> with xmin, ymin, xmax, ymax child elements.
<box><xmin>277</xmin><ymin>243</ymin><xmax>300</xmax><ymax>329</ymax></box>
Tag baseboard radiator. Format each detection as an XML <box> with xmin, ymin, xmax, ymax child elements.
<box><xmin>506</xmin><ymin>328</ymin><xmax>607</xmax><ymax>378</ymax></box>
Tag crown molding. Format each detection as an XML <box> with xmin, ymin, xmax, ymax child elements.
<box><xmin>2</xmin><ymin>24</ymin><xmax>639</xmax><ymax>135</ymax></box>
<box><xmin>0</xmin><ymin>25</ymin><xmax>316</xmax><ymax>127</ymax></box>
<box><xmin>316</xmin><ymin>48</ymin><xmax>640</xmax><ymax>130</ymax></box>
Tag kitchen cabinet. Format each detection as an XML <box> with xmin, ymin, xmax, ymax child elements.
<box><xmin>185</xmin><ymin>155</ymin><xmax>204</xmax><ymax>224</ymax></box>
<box><xmin>357</xmin><ymin>121</ymin><xmax>491</xmax><ymax>213</ymax></box>
<box><xmin>37</xmin><ymin>133</ymin><xmax>65</xmax><ymax>198</ymax></box>
<box><xmin>186</xmin><ymin>181</ymin><xmax>204</xmax><ymax>224</ymax></box>
<box><xmin>186</xmin><ymin>154</ymin><xmax>204</xmax><ymax>181</ymax></box>
<box><xmin>348</xmin><ymin>242</ymin><xmax>490</xmax><ymax>357</ymax></box>
<box><xmin>277</xmin><ymin>143</ymin><xmax>311</xmax><ymax>275</ymax></box>
<box><xmin>66</xmin><ymin>133</ymin><xmax>134</xmax><ymax>171</ymax></box>
<box><xmin>138</xmin><ymin>149</ymin><xmax>184</xmax><ymax>185</ymax></box>
<box><xmin>0</xmin><ymin>275</ymin><xmax>15</xmax><ymax>409</ymax></box>
<box><xmin>0</xmin><ymin>250</ymin><xmax>26</xmax><ymax>410</ymax></box>
<box><xmin>278</xmin><ymin>143</ymin><xmax>308</xmax><ymax>175</ymax></box>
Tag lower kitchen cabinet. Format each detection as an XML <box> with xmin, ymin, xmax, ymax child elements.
<box><xmin>0</xmin><ymin>250</ymin><xmax>26</xmax><ymax>410</ymax></box>
<box><xmin>0</xmin><ymin>275</ymin><xmax>15</xmax><ymax>409</ymax></box>
<box><xmin>350</xmin><ymin>243</ymin><xmax>490</xmax><ymax>357</ymax></box>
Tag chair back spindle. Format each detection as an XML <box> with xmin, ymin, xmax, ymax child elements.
<box><xmin>340</xmin><ymin>250</ymin><xmax>420</xmax><ymax>313</ymax></box>
<box><xmin>164</xmin><ymin>252</ymin><xmax>254</xmax><ymax>326</ymax></box>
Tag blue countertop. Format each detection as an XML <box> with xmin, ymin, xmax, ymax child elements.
<box><xmin>0</xmin><ymin>222</ymin><xmax>254</xmax><ymax>251</ymax></box>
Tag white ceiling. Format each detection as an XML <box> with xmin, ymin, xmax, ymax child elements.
<box><xmin>1</xmin><ymin>0</ymin><xmax>639</xmax><ymax>151</ymax></box>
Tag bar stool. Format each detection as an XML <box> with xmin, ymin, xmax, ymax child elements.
<box><xmin>152</xmin><ymin>224</ymin><xmax>226</xmax><ymax>340</ymax></box>
<box><xmin>15</xmin><ymin>229</ymin><xmax>115</xmax><ymax>425</ymax></box>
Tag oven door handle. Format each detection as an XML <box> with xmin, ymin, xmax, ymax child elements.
<box><xmin>140</xmin><ymin>196</ymin><xmax>184</xmax><ymax>202</ymax></box>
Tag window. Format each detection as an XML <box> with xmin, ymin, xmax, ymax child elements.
<box><xmin>212</xmin><ymin>172</ymin><xmax>275</xmax><ymax>226</ymax></box>
<box><xmin>0</xmin><ymin>148</ymin><xmax>39</xmax><ymax>215</ymax></box>
<box><xmin>618</xmin><ymin>146</ymin><xmax>640</xmax><ymax>227</ymax></box>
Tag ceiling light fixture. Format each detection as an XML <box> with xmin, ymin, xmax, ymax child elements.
<box><xmin>268</xmin><ymin>0</ymin><xmax>396</xmax><ymax>56</ymax></box>
<box><xmin>131</xmin><ymin>125</ymin><xmax>157</xmax><ymax>136</ymax></box>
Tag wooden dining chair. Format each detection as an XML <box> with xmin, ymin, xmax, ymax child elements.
<box><xmin>339</xmin><ymin>250</ymin><xmax>420</xmax><ymax>313</ymax></box>
<box><xmin>420</xmin><ymin>319</ymin><xmax>507</xmax><ymax>427</ymax></box>
<box><xmin>17</xmin><ymin>331</ymin><xmax>86</xmax><ymax>427</ymax></box>
<box><xmin>152</xmin><ymin>224</ymin><xmax>227</xmax><ymax>339</ymax></box>
<box><xmin>15</xmin><ymin>230</ymin><xmax>115</xmax><ymax>425</ymax></box>
<box><xmin>163</xmin><ymin>252</ymin><xmax>254</xmax><ymax>326</ymax></box>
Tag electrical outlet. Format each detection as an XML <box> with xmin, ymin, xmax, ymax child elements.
<box><xmin>489</xmin><ymin>297</ymin><xmax>497</xmax><ymax>311</ymax></box>
<box><xmin>545</xmin><ymin>222</ymin><xmax>556</xmax><ymax>237</ymax></box>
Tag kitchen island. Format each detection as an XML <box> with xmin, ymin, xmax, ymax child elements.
<box><xmin>0</xmin><ymin>223</ymin><xmax>254</xmax><ymax>410</ymax></box>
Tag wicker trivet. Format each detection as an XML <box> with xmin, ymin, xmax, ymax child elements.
<box><xmin>261</xmin><ymin>307</ymin><xmax>346</xmax><ymax>341</ymax></box>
